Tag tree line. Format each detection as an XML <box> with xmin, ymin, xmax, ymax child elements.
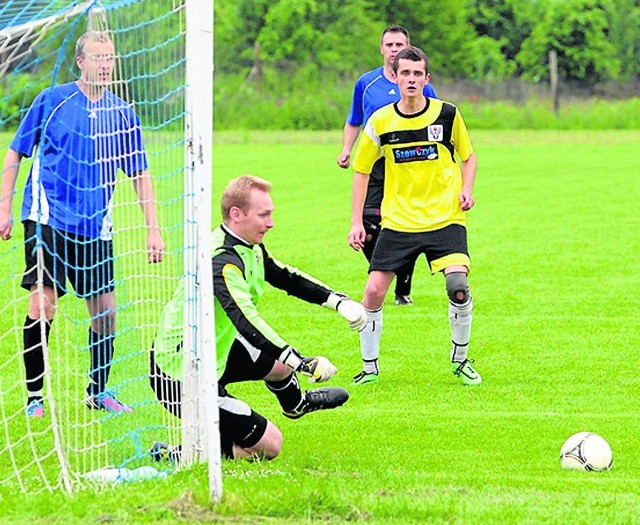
<box><xmin>215</xmin><ymin>0</ymin><xmax>640</xmax><ymax>86</ymax></box>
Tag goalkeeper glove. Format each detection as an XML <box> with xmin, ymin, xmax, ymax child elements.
<box><xmin>298</xmin><ymin>356</ymin><xmax>337</xmax><ymax>383</ymax></box>
<box><xmin>279</xmin><ymin>346</ymin><xmax>338</xmax><ymax>383</ymax></box>
<box><xmin>323</xmin><ymin>292</ymin><xmax>367</xmax><ymax>331</ymax></box>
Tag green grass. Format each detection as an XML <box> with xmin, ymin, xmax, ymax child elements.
<box><xmin>1</xmin><ymin>130</ymin><xmax>640</xmax><ymax>523</ymax></box>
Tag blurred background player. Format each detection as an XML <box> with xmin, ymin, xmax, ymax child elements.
<box><xmin>150</xmin><ymin>175</ymin><xmax>365</xmax><ymax>460</ymax></box>
<box><xmin>0</xmin><ymin>31</ymin><xmax>165</xmax><ymax>417</ymax></box>
<box><xmin>348</xmin><ymin>47</ymin><xmax>481</xmax><ymax>387</ymax></box>
<box><xmin>337</xmin><ymin>25</ymin><xmax>438</xmax><ymax>310</ymax></box>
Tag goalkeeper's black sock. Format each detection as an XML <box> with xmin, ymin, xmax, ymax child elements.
<box><xmin>23</xmin><ymin>315</ymin><xmax>52</xmax><ymax>398</ymax></box>
<box><xmin>265</xmin><ymin>373</ymin><xmax>304</xmax><ymax>413</ymax></box>
<box><xmin>88</xmin><ymin>329</ymin><xmax>115</xmax><ymax>396</ymax></box>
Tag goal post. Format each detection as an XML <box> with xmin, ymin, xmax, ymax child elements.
<box><xmin>0</xmin><ymin>0</ymin><xmax>218</xmax><ymax>497</ymax></box>
<box><xmin>182</xmin><ymin>0</ymin><xmax>221</xmax><ymax>500</ymax></box>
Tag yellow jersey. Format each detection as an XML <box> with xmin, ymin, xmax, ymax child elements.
<box><xmin>353</xmin><ymin>98</ymin><xmax>474</xmax><ymax>233</ymax></box>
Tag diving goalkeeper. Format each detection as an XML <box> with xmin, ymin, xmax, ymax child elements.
<box><xmin>150</xmin><ymin>175</ymin><xmax>366</xmax><ymax>460</ymax></box>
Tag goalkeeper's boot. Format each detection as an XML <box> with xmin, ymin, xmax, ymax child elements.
<box><xmin>85</xmin><ymin>390</ymin><xmax>133</xmax><ymax>413</ymax></box>
<box><xmin>351</xmin><ymin>371</ymin><xmax>379</xmax><ymax>386</ymax></box>
<box><xmin>149</xmin><ymin>441</ymin><xmax>181</xmax><ymax>463</ymax></box>
<box><xmin>282</xmin><ymin>387</ymin><xmax>349</xmax><ymax>420</ymax></box>
<box><xmin>26</xmin><ymin>398</ymin><xmax>45</xmax><ymax>418</ymax></box>
<box><xmin>452</xmin><ymin>359</ymin><xmax>482</xmax><ymax>386</ymax></box>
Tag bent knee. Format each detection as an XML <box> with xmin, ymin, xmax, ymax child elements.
<box><xmin>244</xmin><ymin>421</ymin><xmax>282</xmax><ymax>460</ymax></box>
<box><xmin>263</xmin><ymin>423</ymin><xmax>283</xmax><ymax>460</ymax></box>
<box><xmin>445</xmin><ymin>271</ymin><xmax>470</xmax><ymax>304</ymax></box>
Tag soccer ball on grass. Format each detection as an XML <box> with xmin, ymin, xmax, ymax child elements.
<box><xmin>559</xmin><ymin>432</ymin><xmax>613</xmax><ymax>471</ymax></box>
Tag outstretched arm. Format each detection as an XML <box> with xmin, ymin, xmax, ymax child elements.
<box><xmin>132</xmin><ymin>170</ymin><xmax>165</xmax><ymax>263</ymax></box>
<box><xmin>262</xmin><ymin>247</ymin><xmax>365</xmax><ymax>331</ymax></box>
<box><xmin>214</xmin><ymin>253</ymin><xmax>339</xmax><ymax>382</ymax></box>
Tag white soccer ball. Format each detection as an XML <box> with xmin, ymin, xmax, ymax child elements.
<box><xmin>559</xmin><ymin>432</ymin><xmax>613</xmax><ymax>471</ymax></box>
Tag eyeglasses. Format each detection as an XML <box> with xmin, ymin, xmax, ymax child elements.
<box><xmin>85</xmin><ymin>53</ymin><xmax>116</xmax><ymax>63</ymax></box>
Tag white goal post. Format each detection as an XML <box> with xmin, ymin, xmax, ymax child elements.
<box><xmin>0</xmin><ymin>0</ymin><xmax>219</xmax><ymax>499</ymax></box>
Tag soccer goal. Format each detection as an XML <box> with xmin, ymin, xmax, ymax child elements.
<box><xmin>0</xmin><ymin>0</ymin><xmax>219</xmax><ymax>498</ymax></box>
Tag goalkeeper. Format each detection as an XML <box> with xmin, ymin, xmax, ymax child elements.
<box><xmin>150</xmin><ymin>175</ymin><xmax>366</xmax><ymax>460</ymax></box>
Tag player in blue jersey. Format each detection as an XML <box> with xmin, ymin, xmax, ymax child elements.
<box><xmin>337</xmin><ymin>25</ymin><xmax>437</xmax><ymax>318</ymax></box>
<box><xmin>0</xmin><ymin>30</ymin><xmax>165</xmax><ymax>417</ymax></box>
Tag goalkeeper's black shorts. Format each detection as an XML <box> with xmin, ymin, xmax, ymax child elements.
<box><xmin>149</xmin><ymin>348</ymin><xmax>268</xmax><ymax>459</ymax></box>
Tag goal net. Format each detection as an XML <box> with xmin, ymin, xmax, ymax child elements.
<box><xmin>0</xmin><ymin>0</ymin><xmax>217</xmax><ymax>495</ymax></box>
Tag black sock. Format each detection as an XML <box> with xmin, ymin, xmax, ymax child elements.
<box><xmin>265</xmin><ymin>373</ymin><xmax>304</xmax><ymax>413</ymax></box>
<box><xmin>23</xmin><ymin>315</ymin><xmax>51</xmax><ymax>401</ymax></box>
<box><xmin>87</xmin><ymin>329</ymin><xmax>115</xmax><ymax>396</ymax></box>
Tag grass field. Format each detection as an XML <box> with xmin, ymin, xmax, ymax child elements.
<box><xmin>1</xmin><ymin>130</ymin><xmax>640</xmax><ymax>523</ymax></box>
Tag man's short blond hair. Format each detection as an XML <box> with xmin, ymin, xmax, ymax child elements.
<box><xmin>75</xmin><ymin>30</ymin><xmax>114</xmax><ymax>58</ymax></box>
<box><xmin>221</xmin><ymin>175</ymin><xmax>272</xmax><ymax>221</ymax></box>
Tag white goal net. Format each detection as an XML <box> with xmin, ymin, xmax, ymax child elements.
<box><xmin>0</xmin><ymin>0</ymin><xmax>218</xmax><ymax>496</ymax></box>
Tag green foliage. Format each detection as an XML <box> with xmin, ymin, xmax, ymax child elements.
<box><xmin>213</xmin><ymin>0</ymin><xmax>639</xmax><ymax>88</ymax></box>
<box><xmin>517</xmin><ymin>0</ymin><xmax>618</xmax><ymax>85</ymax></box>
<box><xmin>0</xmin><ymin>74</ymin><xmax>50</xmax><ymax>129</ymax></box>
<box><xmin>603</xmin><ymin>0</ymin><xmax>640</xmax><ymax>80</ymax></box>
<box><xmin>465</xmin><ymin>35</ymin><xmax>517</xmax><ymax>81</ymax></box>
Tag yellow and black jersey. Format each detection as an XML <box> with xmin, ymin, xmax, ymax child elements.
<box><xmin>353</xmin><ymin>98</ymin><xmax>474</xmax><ymax>233</ymax></box>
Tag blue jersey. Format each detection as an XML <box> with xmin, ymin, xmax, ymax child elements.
<box><xmin>11</xmin><ymin>82</ymin><xmax>148</xmax><ymax>239</ymax></box>
<box><xmin>346</xmin><ymin>66</ymin><xmax>438</xmax><ymax>127</ymax></box>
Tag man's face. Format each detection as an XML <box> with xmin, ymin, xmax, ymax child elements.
<box><xmin>230</xmin><ymin>188</ymin><xmax>274</xmax><ymax>245</ymax></box>
<box><xmin>77</xmin><ymin>39</ymin><xmax>116</xmax><ymax>87</ymax></box>
<box><xmin>393</xmin><ymin>58</ymin><xmax>429</xmax><ymax>98</ymax></box>
<box><xmin>380</xmin><ymin>31</ymin><xmax>409</xmax><ymax>69</ymax></box>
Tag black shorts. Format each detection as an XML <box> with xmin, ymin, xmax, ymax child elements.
<box><xmin>149</xmin><ymin>339</ymin><xmax>272</xmax><ymax>459</ymax></box>
<box><xmin>370</xmin><ymin>224</ymin><xmax>471</xmax><ymax>275</ymax></box>
<box><xmin>219</xmin><ymin>336</ymin><xmax>277</xmax><ymax>386</ymax></box>
<box><xmin>21</xmin><ymin>221</ymin><xmax>115</xmax><ymax>298</ymax></box>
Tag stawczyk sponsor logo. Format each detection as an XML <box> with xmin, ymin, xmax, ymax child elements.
<box><xmin>393</xmin><ymin>144</ymin><xmax>439</xmax><ymax>163</ymax></box>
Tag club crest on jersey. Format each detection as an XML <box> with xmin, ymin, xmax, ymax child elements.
<box><xmin>427</xmin><ymin>125</ymin><xmax>443</xmax><ymax>141</ymax></box>
<box><xmin>393</xmin><ymin>144</ymin><xmax>438</xmax><ymax>163</ymax></box>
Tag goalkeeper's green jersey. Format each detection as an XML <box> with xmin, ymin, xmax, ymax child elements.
<box><xmin>153</xmin><ymin>224</ymin><xmax>334</xmax><ymax>380</ymax></box>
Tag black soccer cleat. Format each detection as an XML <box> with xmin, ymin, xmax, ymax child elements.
<box><xmin>283</xmin><ymin>387</ymin><xmax>350</xmax><ymax>420</ymax></box>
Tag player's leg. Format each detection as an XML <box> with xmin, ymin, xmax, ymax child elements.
<box><xmin>149</xmin><ymin>348</ymin><xmax>182</xmax><ymax>418</ymax></box>
<box><xmin>220</xmin><ymin>337</ymin><xmax>349</xmax><ymax>419</ymax></box>
<box><xmin>71</xmin><ymin>237</ymin><xmax>130</xmax><ymax>411</ymax></box>
<box><xmin>444</xmin><ymin>268</ymin><xmax>480</xmax><ymax>385</ymax></box>
<box><xmin>151</xmin><ymin>383</ymin><xmax>283</xmax><ymax>462</ymax></box>
<box><xmin>20</xmin><ymin>221</ymin><xmax>65</xmax><ymax>417</ymax></box>
<box><xmin>394</xmin><ymin>257</ymin><xmax>416</xmax><ymax>306</ymax></box>
<box><xmin>219</xmin><ymin>385</ymin><xmax>282</xmax><ymax>460</ymax></box>
<box><xmin>352</xmin><ymin>270</ymin><xmax>394</xmax><ymax>385</ymax></box>
<box><xmin>354</xmin><ymin>229</ymin><xmax>418</xmax><ymax>384</ymax></box>
<box><xmin>428</xmin><ymin>225</ymin><xmax>481</xmax><ymax>385</ymax></box>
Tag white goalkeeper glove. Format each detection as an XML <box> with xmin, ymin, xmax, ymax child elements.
<box><xmin>279</xmin><ymin>346</ymin><xmax>338</xmax><ymax>383</ymax></box>
<box><xmin>323</xmin><ymin>292</ymin><xmax>367</xmax><ymax>331</ymax></box>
